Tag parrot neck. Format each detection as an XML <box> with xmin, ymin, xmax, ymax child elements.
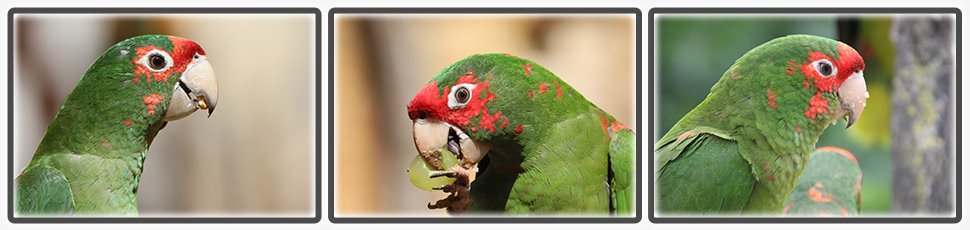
<box><xmin>31</xmin><ymin>78</ymin><xmax>170</xmax><ymax>195</ymax></box>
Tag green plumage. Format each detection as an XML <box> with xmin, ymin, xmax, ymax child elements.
<box><xmin>655</xmin><ymin>35</ymin><xmax>853</xmax><ymax>214</ymax></box>
<box><xmin>417</xmin><ymin>54</ymin><xmax>635</xmax><ymax>215</ymax></box>
<box><xmin>783</xmin><ymin>147</ymin><xmax>862</xmax><ymax>216</ymax></box>
<box><xmin>16</xmin><ymin>35</ymin><xmax>182</xmax><ymax>215</ymax></box>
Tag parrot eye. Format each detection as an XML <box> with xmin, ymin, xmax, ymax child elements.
<box><xmin>456</xmin><ymin>88</ymin><xmax>470</xmax><ymax>103</ymax></box>
<box><xmin>140</xmin><ymin>49</ymin><xmax>173</xmax><ymax>72</ymax></box>
<box><xmin>448</xmin><ymin>83</ymin><xmax>477</xmax><ymax>110</ymax></box>
<box><xmin>813</xmin><ymin>59</ymin><xmax>836</xmax><ymax>78</ymax></box>
<box><xmin>149</xmin><ymin>54</ymin><xmax>165</xmax><ymax>70</ymax></box>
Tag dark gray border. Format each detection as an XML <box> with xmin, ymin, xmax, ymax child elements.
<box><xmin>648</xmin><ymin>8</ymin><xmax>962</xmax><ymax>224</ymax></box>
<box><xmin>328</xmin><ymin>7</ymin><xmax>642</xmax><ymax>224</ymax></box>
<box><xmin>6</xmin><ymin>7</ymin><xmax>322</xmax><ymax>224</ymax></box>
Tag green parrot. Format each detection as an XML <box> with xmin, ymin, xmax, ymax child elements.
<box><xmin>783</xmin><ymin>146</ymin><xmax>862</xmax><ymax>216</ymax></box>
<box><xmin>654</xmin><ymin>34</ymin><xmax>868</xmax><ymax>215</ymax></box>
<box><xmin>15</xmin><ymin>35</ymin><xmax>219</xmax><ymax>216</ymax></box>
<box><xmin>406</xmin><ymin>53</ymin><xmax>635</xmax><ymax>215</ymax></box>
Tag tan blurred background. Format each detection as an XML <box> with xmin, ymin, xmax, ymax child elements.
<box><xmin>13</xmin><ymin>14</ymin><xmax>315</xmax><ymax>216</ymax></box>
<box><xmin>335</xmin><ymin>14</ymin><xmax>636</xmax><ymax>216</ymax></box>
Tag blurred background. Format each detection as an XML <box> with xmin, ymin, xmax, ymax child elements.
<box><xmin>13</xmin><ymin>14</ymin><xmax>315</xmax><ymax>216</ymax></box>
<box><xmin>656</xmin><ymin>14</ymin><xmax>956</xmax><ymax>216</ymax></box>
<box><xmin>335</xmin><ymin>14</ymin><xmax>636</xmax><ymax>216</ymax></box>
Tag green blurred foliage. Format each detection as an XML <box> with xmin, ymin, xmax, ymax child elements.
<box><xmin>656</xmin><ymin>16</ymin><xmax>893</xmax><ymax>214</ymax></box>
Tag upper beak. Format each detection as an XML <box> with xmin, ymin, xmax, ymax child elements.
<box><xmin>838</xmin><ymin>70</ymin><xmax>868</xmax><ymax>128</ymax></box>
<box><xmin>412</xmin><ymin>119</ymin><xmax>489</xmax><ymax>169</ymax></box>
<box><xmin>165</xmin><ymin>58</ymin><xmax>219</xmax><ymax>121</ymax></box>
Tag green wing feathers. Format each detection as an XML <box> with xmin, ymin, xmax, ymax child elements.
<box><xmin>655</xmin><ymin>128</ymin><xmax>756</xmax><ymax>214</ymax></box>
<box><xmin>609</xmin><ymin>128</ymin><xmax>635</xmax><ymax>215</ymax></box>
<box><xmin>783</xmin><ymin>146</ymin><xmax>862</xmax><ymax>216</ymax></box>
<box><xmin>16</xmin><ymin>165</ymin><xmax>76</xmax><ymax>215</ymax></box>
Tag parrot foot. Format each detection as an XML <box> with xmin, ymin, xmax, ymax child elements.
<box><xmin>427</xmin><ymin>165</ymin><xmax>473</xmax><ymax>215</ymax></box>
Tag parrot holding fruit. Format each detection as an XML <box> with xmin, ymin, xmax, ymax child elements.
<box><xmin>15</xmin><ymin>35</ymin><xmax>218</xmax><ymax>215</ymax></box>
<box><xmin>783</xmin><ymin>146</ymin><xmax>862</xmax><ymax>216</ymax></box>
<box><xmin>654</xmin><ymin>34</ymin><xmax>868</xmax><ymax>215</ymax></box>
<box><xmin>405</xmin><ymin>53</ymin><xmax>635</xmax><ymax>215</ymax></box>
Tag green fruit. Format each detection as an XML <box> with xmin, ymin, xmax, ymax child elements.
<box><xmin>407</xmin><ymin>149</ymin><xmax>459</xmax><ymax>191</ymax></box>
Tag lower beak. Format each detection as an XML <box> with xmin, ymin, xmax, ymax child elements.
<box><xmin>165</xmin><ymin>59</ymin><xmax>219</xmax><ymax>121</ymax></box>
<box><xmin>412</xmin><ymin>119</ymin><xmax>489</xmax><ymax>168</ymax></box>
<box><xmin>838</xmin><ymin>71</ymin><xmax>868</xmax><ymax>128</ymax></box>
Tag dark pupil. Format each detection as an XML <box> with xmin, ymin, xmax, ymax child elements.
<box><xmin>149</xmin><ymin>54</ymin><xmax>165</xmax><ymax>70</ymax></box>
<box><xmin>456</xmin><ymin>88</ymin><xmax>469</xmax><ymax>103</ymax></box>
<box><xmin>819</xmin><ymin>62</ymin><xmax>832</xmax><ymax>76</ymax></box>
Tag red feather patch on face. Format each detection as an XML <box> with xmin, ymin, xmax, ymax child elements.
<box><xmin>804</xmin><ymin>92</ymin><xmax>829</xmax><ymax>119</ymax></box>
<box><xmin>799</xmin><ymin>51</ymin><xmax>839</xmax><ymax>92</ymax></box>
<box><xmin>837</xmin><ymin>42</ymin><xmax>865</xmax><ymax>75</ymax></box>
<box><xmin>406</xmin><ymin>73</ymin><xmax>496</xmax><ymax>131</ymax></box>
<box><xmin>131</xmin><ymin>46</ymin><xmax>176</xmax><ymax>83</ymax></box>
<box><xmin>798</xmin><ymin>42</ymin><xmax>865</xmax><ymax>120</ymax></box>
<box><xmin>130</xmin><ymin>36</ymin><xmax>206</xmax><ymax>84</ymax></box>
<box><xmin>799</xmin><ymin>43</ymin><xmax>865</xmax><ymax>93</ymax></box>
<box><xmin>169</xmin><ymin>36</ymin><xmax>206</xmax><ymax>62</ymax></box>
<box><xmin>143</xmin><ymin>94</ymin><xmax>165</xmax><ymax>116</ymax></box>
<box><xmin>479</xmin><ymin>110</ymin><xmax>502</xmax><ymax>133</ymax></box>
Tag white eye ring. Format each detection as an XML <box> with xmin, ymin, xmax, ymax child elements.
<box><xmin>448</xmin><ymin>83</ymin><xmax>476</xmax><ymax>110</ymax></box>
<box><xmin>811</xmin><ymin>59</ymin><xmax>837</xmax><ymax>78</ymax></box>
<box><xmin>139</xmin><ymin>49</ymin><xmax>174</xmax><ymax>72</ymax></box>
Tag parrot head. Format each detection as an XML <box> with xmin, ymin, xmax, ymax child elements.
<box><xmin>801</xmin><ymin>39</ymin><xmax>868</xmax><ymax>128</ymax></box>
<box><xmin>29</xmin><ymin>35</ymin><xmax>219</xmax><ymax>163</ymax></box>
<box><xmin>405</xmin><ymin>62</ymin><xmax>495</xmax><ymax>169</ymax></box>
<box><xmin>406</xmin><ymin>54</ymin><xmax>577</xmax><ymax>170</ymax></box>
<box><xmin>92</xmin><ymin>35</ymin><xmax>219</xmax><ymax>122</ymax></box>
<box><xmin>718</xmin><ymin>35</ymin><xmax>868</xmax><ymax>132</ymax></box>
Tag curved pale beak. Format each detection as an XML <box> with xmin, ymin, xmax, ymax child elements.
<box><xmin>412</xmin><ymin>119</ymin><xmax>489</xmax><ymax>169</ymax></box>
<box><xmin>165</xmin><ymin>58</ymin><xmax>219</xmax><ymax>121</ymax></box>
<box><xmin>838</xmin><ymin>70</ymin><xmax>868</xmax><ymax>128</ymax></box>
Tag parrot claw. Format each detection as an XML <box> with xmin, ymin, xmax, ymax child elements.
<box><xmin>427</xmin><ymin>192</ymin><xmax>471</xmax><ymax>214</ymax></box>
<box><xmin>431</xmin><ymin>185</ymin><xmax>450</xmax><ymax>191</ymax></box>
<box><xmin>429</xmin><ymin>171</ymin><xmax>457</xmax><ymax>178</ymax></box>
<box><xmin>427</xmin><ymin>165</ymin><xmax>473</xmax><ymax>214</ymax></box>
